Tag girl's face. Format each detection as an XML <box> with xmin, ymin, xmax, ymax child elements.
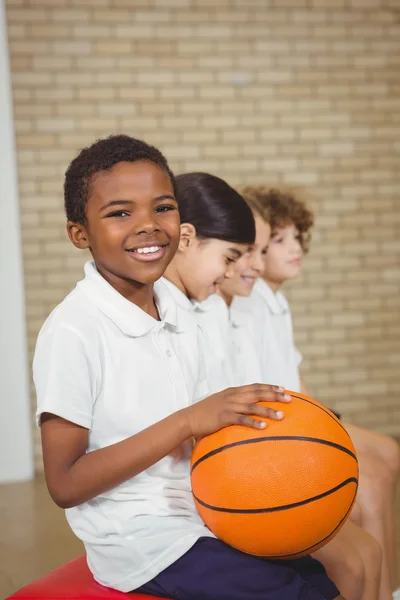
<box><xmin>219</xmin><ymin>215</ymin><xmax>271</xmax><ymax>300</ymax></box>
<box><xmin>263</xmin><ymin>223</ymin><xmax>303</xmax><ymax>288</ymax></box>
<box><xmin>179</xmin><ymin>229</ymin><xmax>250</xmax><ymax>302</ymax></box>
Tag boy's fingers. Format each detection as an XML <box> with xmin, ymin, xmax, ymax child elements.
<box><xmin>235</xmin><ymin>383</ymin><xmax>283</xmax><ymax>394</ymax></box>
<box><xmin>276</xmin><ymin>393</ymin><xmax>292</xmax><ymax>403</ymax></box>
<box><xmin>234</xmin><ymin>403</ymin><xmax>284</xmax><ymax>421</ymax></box>
<box><xmin>236</xmin><ymin>414</ymin><xmax>268</xmax><ymax>430</ymax></box>
<box><xmin>256</xmin><ymin>385</ymin><xmax>291</xmax><ymax>403</ymax></box>
<box><xmin>246</xmin><ymin>389</ymin><xmax>291</xmax><ymax>403</ymax></box>
<box><xmin>263</xmin><ymin>408</ymin><xmax>285</xmax><ymax>420</ymax></box>
<box><xmin>251</xmin><ymin>384</ymin><xmax>285</xmax><ymax>394</ymax></box>
<box><xmin>229</xmin><ymin>384</ymin><xmax>291</xmax><ymax>404</ymax></box>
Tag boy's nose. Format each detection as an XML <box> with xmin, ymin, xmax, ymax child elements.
<box><xmin>135</xmin><ymin>212</ymin><xmax>160</xmax><ymax>234</ymax></box>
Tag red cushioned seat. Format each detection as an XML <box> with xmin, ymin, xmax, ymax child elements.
<box><xmin>6</xmin><ymin>555</ymin><xmax>164</xmax><ymax>600</ymax></box>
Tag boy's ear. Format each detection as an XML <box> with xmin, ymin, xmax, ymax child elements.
<box><xmin>178</xmin><ymin>222</ymin><xmax>197</xmax><ymax>252</ymax></box>
<box><xmin>67</xmin><ymin>221</ymin><xmax>90</xmax><ymax>250</ymax></box>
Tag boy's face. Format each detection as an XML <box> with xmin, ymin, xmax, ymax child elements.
<box><xmin>68</xmin><ymin>160</ymin><xmax>180</xmax><ymax>291</ymax></box>
<box><xmin>263</xmin><ymin>223</ymin><xmax>303</xmax><ymax>287</ymax></box>
<box><xmin>219</xmin><ymin>215</ymin><xmax>271</xmax><ymax>299</ymax></box>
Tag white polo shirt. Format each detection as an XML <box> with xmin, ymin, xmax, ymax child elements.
<box><xmin>232</xmin><ymin>279</ymin><xmax>302</xmax><ymax>392</ymax></box>
<box><xmin>33</xmin><ymin>261</ymin><xmax>213</xmax><ymax>593</ymax></box>
<box><xmin>161</xmin><ymin>280</ymin><xmax>233</xmax><ymax>395</ymax></box>
<box><xmin>192</xmin><ymin>293</ymin><xmax>263</xmax><ymax>388</ymax></box>
<box><xmin>228</xmin><ymin>301</ymin><xmax>263</xmax><ymax>387</ymax></box>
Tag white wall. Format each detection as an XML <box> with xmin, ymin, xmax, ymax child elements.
<box><xmin>0</xmin><ymin>0</ymin><xmax>34</xmax><ymax>483</ymax></box>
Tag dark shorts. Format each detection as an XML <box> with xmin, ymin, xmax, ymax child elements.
<box><xmin>136</xmin><ymin>537</ymin><xmax>339</xmax><ymax>600</ymax></box>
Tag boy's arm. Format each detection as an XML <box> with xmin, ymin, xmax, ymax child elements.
<box><xmin>36</xmin><ymin>324</ymin><xmax>197</xmax><ymax>509</ymax></box>
<box><xmin>42</xmin><ymin>383</ymin><xmax>289</xmax><ymax>509</ymax></box>
<box><xmin>36</xmin><ymin>322</ymin><xmax>290</xmax><ymax>509</ymax></box>
<box><xmin>41</xmin><ymin>408</ymin><xmax>191</xmax><ymax>509</ymax></box>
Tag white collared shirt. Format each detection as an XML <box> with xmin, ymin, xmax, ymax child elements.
<box><xmin>193</xmin><ymin>293</ymin><xmax>263</xmax><ymax>389</ymax></box>
<box><xmin>228</xmin><ymin>300</ymin><xmax>263</xmax><ymax>386</ymax></box>
<box><xmin>161</xmin><ymin>280</ymin><xmax>233</xmax><ymax>395</ymax></box>
<box><xmin>33</xmin><ymin>261</ymin><xmax>212</xmax><ymax>593</ymax></box>
<box><xmin>232</xmin><ymin>279</ymin><xmax>302</xmax><ymax>392</ymax></box>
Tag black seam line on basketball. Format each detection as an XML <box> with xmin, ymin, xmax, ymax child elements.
<box><xmin>263</xmin><ymin>484</ymin><xmax>358</xmax><ymax>559</ymax></box>
<box><xmin>192</xmin><ymin>477</ymin><xmax>358</xmax><ymax>514</ymax></box>
<box><xmin>191</xmin><ymin>435</ymin><xmax>357</xmax><ymax>474</ymax></box>
<box><xmin>289</xmin><ymin>392</ymin><xmax>349</xmax><ymax>437</ymax></box>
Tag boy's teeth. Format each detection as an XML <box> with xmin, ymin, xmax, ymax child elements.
<box><xmin>136</xmin><ymin>246</ymin><xmax>161</xmax><ymax>254</ymax></box>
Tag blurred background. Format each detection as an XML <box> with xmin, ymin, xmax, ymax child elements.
<box><xmin>0</xmin><ymin>0</ymin><xmax>399</xmax><ymax>595</ymax></box>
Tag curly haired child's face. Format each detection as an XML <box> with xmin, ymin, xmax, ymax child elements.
<box><xmin>219</xmin><ymin>216</ymin><xmax>270</xmax><ymax>300</ymax></box>
<box><xmin>263</xmin><ymin>223</ymin><xmax>303</xmax><ymax>288</ymax></box>
<box><xmin>68</xmin><ymin>160</ymin><xmax>180</xmax><ymax>294</ymax></box>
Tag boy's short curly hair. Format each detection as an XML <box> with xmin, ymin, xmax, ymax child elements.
<box><xmin>240</xmin><ymin>186</ymin><xmax>314</xmax><ymax>252</ymax></box>
<box><xmin>64</xmin><ymin>134</ymin><xmax>175</xmax><ymax>224</ymax></box>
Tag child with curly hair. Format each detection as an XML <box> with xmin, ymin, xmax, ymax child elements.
<box><xmin>234</xmin><ymin>185</ymin><xmax>400</xmax><ymax>600</ymax></box>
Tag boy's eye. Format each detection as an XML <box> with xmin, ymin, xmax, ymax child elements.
<box><xmin>225</xmin><ymin>256</ymin><xmax>236</xmax><ymax>265</ymax></box>
<box><xmin>106</xmin><ymin>210</ymin><xmax>130</xmax><ymax>218</ymax></box>
<box><xmin>155</xmin><ymin>204</ymin><xmax>176</xmax><ymax>213</ymax></box>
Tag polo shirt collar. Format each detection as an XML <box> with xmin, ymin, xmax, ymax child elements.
<box><xmin>77</xmin><ymin>261</ymin><xmax>180</xmax><ymax>337</ymax></box>
<box><xmin>253</xmin><ymin>278</ymin><xmax>289</xmax><ymax>316</ymax></box>
<box><xmin>192</xmin><ymin>293</ymin><xmax>225</xmax><ymax>314</ymax></box>
<box><xmin>160</xmin><ymin>277</ymin><xmax>194</xmax><ymax>312</ymax></box>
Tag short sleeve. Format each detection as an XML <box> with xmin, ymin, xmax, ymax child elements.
<box><xmin>33</xmin><ymin>323</ymin><xmax>100</xmax><ymax>429</ymax></box>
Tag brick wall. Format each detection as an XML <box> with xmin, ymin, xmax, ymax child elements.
<box><xmin>5</xmin><ymin>0</ymin><xmax>400</xmax><ymax>471</ymax></box>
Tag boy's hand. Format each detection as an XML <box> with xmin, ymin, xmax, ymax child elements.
<box><xmin>185</xmin><ymin>384</ymin><xmax>291</xmax><ymax>439</ymax></box>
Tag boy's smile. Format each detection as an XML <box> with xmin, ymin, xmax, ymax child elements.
<box><xmin>125</xmin><ymin>239</ymin><xmax>170</xmax><ymax>262</ymax></box>
<box><xmin>68</xmin><ymin>160</ymin><xmax>180</xmax><ymax>303</ymax></box>
<box><xmin>127</xmin><ymin>245</ymin><xmax>167</xmax><ymax>260</ymax></box>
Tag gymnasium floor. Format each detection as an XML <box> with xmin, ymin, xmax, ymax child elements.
<box><xmin>1</xmin><ymin>472</ymin><xmax>400</xmax><ymax>598</ymax></box>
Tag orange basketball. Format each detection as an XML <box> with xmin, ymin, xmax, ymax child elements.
<box><xmin>191</xmin><ymin>391</ymin><xmax>358</xmax><ymax>559</ymax></box>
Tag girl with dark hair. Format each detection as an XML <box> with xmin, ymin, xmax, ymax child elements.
<box><xmin>163</xmin><ymin>172</ymin><xmax>256</xmax><ymax>393</ymax></box>
<box><xmin>164</xmin><ymin>172</ymin><xmax>255</xmax><ymax>303</ymax></box>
